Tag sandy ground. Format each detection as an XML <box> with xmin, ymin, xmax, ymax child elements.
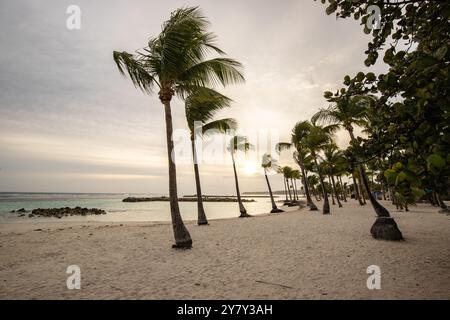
<box><xmin>0</xmin><ymin>200</ymin><xmax>449</xmax><ymax>300</ymax></box>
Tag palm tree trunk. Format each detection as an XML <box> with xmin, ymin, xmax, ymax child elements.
<box><xmin>339</xmin><ymin>176</ymin><xmax>347</xmax><ymax>202</ymax></box>
<box><xmin>328</xmin><ymin>175</ymin><xmax>336</xmax><ymax>205</ymax></box>
<box><xmin>347</xmin><ymin>127</ymin><xmax>402</xmax><ymax>240</ymax></box>
<box><xmin>231</xmin><ymin>152</ymin><xmax>249</xmax><ymax>217</ymax></box>
<box><xmin>162</xmin><ymin>100</ymin><xmax>192</xmax><ymax>248</ymax></box>
<box><xmin>283</xmin><ymin>177</ymin><xmax>289</xmax><ymax>202</ymax></box>
<box><xmin>331</xmin><ymin>174</ymin><xmax>343</xmax><ymax>207</ymax></box>
<box><xmin>299</xmin><ymin>163</ymin><xmax>318</xmax><ymax>210</ymax></box>
<box><xmin>265</xmin><ymin>169</ymin><xmax>283</xmax><ymax>213</ymax></box>
<box><xmin>286</xmin><ymin>178</ymin><xmax>293</xmax><ymax>203</ymax></box>
<box><xmin>352</xmin><ymin>171</ymin><xmax>364</xmax><ymax>206</ymax></box>
<box><xmin>293</xmin><ymin>179</ymin><xmax>298</xmax><ymax>201</ymax></box>
<box><xmin>358</xmin><ymin>173</ymin><xmax>367</xmax><ymax>205</ymax></box>
<box><xmin>312</xmin><ymin>152</ymin><xmax>330</xmax><ymax>214</ymax></box>
<box><xmin>191</xmin><ymin>136</ymin><xmax>208</xmax><ymax>225</ymax></box>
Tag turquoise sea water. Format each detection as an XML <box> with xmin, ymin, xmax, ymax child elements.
<box><xmin>0</xmin><ymin>193</ymin><xmax>292</xmax><ymax>223</ymax></box>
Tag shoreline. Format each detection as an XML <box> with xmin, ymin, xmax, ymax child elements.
<box><xmin>1</xmin><ymin>200</ymin><xmax>449</xmax><ymax>299</ymax></box>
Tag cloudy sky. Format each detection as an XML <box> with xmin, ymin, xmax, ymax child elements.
<box><xmin>0</xmin><ymin>0</ymin><xmax>387</xmax><ymax>194</ymax></box>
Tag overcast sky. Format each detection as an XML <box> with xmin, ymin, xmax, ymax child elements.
<box><xmin>0</xmin><ymin>0</ymin><xmax>387</xmax><ymax>194</ymax></box>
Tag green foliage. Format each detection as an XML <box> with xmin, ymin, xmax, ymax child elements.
<box><xmin>316</xmin><ymin>0</ymin><xmax>450</xmax><ymax>203</ymax></box>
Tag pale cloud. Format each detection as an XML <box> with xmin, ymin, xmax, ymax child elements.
<box><xmin>0</xmin><ymin>0</ymin><xmax>381</xmax><ymax>193</ymax></box>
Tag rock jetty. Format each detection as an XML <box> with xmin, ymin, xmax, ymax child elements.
<box><xmin>25</xmin><ymin>207</ymin><xmax>107</xmax><ymax>219</ymax></box>
<box><xmin>123</xmin><ymin>197</ymin><xmax>255</xmax><ymax>203</ymax></box>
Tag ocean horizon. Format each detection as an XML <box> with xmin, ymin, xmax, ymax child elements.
<box><xmin>0</xmin><ymin>192</ymin><xmax>292</xmax><ymax>223</ymax></box>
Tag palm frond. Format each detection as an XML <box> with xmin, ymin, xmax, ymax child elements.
<box><xmin>180</xmin><ymin>58</ymin><xmax>245</xmax><ymax>88</ymax></box>
<box><xmin>185</xmin><ymin>87</ymin><xmax>232</xmax><ymax>128</ymax></box>
<box><xmin>113</xmin><ymin>51</ymin><xmax>157</xmax><ymax>93</ymax></box>
<box><xmin>275</xmin><ymin>142</ymin><xmax>292</xmax><ymax>154</ymax></box>
<box><xmin>202</xmin><ymin>118</ymin><xmax>237</xmax><ymax>135</ymax></box>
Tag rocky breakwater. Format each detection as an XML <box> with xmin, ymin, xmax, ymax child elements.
<box><xmin>25</xmin><ymin>207</ymin><xmax>107</xmax><ymax>219</ymax></box>
<box><xmin>123</xmin><ymin>197</ymin><xmax>255</xmax><ymax>203</ymax></box>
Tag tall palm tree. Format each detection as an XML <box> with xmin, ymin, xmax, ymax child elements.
<box><xmin>294</xmin><ymin>150</ymin><xmax>318</xmax><ymax>210</ymax></box>
<box><xmin>228</xmin><ymin>136</ymin><xmax>253</xmax><ymax>217</ymax></box>
<box><xmin>185</xmin><ymin>87</ymin><xmax>237</xmax><ymax>225</ymax></box>
<box><xmin>304</xmin><ymin>120</ymin><xmax>337</xmax><ymax>214</ymax></box>
<box><xmin>280</xmin><ymin>166</ymin><xmax>294</xmax><ymax>204</ymax></box>
<box><xmin>261</xmin><ymin>154</ymin><xmax>284</xmax><ymax>213</ymax></box>
<box><xmin>322</xmin><ymin>143</ymin><xmax>343</xmax><ymax>208</ymax></box>
<box><xmin>277</xmin><ymin>166</ymin><xmax>289</xmax><ymax>202</ymax></box>
<box><xmin>307</xmin><ymin>175</ymin><xmax>321</xmax><ymax>201</ymax></box>
<box><xmin>113</xmin><ymin>7</ymin><xmax>245</xmax><ymax>248</ymax></box>
<box><xmin>276</xmin><ymin>121</ymin><xmax>319</xmax><ymax>210</ymax></box>
<box><xmin>291</xmin><ymin>169</ymin><xmax>301</xmax><ymax>202</ymax></box>
<box><xmin>313</xmin><ymin>94</ymin><xmax>403</xmax><ymax>240</ymax></box>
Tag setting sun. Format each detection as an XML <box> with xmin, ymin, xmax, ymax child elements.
<box><xmin>243</xmin><ymin>160</ymin><xmax>258</xmax><ymax>175</ymax></box>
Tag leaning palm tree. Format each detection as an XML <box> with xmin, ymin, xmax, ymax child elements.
<box><xmin>304</xmin><ymin>120</ymin><xmax>337</xmax><ymax>214</ymax></box>
<box><xmin>261</xmin><ymin>154</ymin><xmax>284</xmax><ymax>213</ymax></box>
<box><xmin>322</xmin><ymin>143</ymin><xmax>343</xmax><ymax>208</ymax></box>
<box><xmin>280</xmin><ymin>166</ymin><xmax>295</xmax><ymax>205</ymax></box>
<box><xmin>113</xmin><ymin>7</ymin><xmax>245</xmax><ymax>248</ymax></box>
<box><xmin>293</xmin><ymin>150</ymin><xmax>318</xmax><ymax>210</ymax></box>
<box><xmin>276</xmin><ymin>121</ymin><xmax>319</xmax><ymax>210</ymax></box>
<box><xmin>277</xmin><ymin>166</ymin><xmax>289</xmax><ymax>202</ymax></box>
<box><xmin>185</xmin><ymin>87</ymin><xmax>237</xmax><ymax>225</ymax></box>
<box><xmin>228</xmin><ymin>136</ymin><xmax>253</xmax><ymax>217</ymax></box>
<box><xmin>313</xmin><ymin>93</ymin><xmax>403</xmax><ymax>240</ymax></box>
<box><xmin>291</xmin><ymin>169</ymin><xmax>301</xmax><ymax>201</ymax></box>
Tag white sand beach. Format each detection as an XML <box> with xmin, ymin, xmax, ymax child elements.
<box><xmin>0</xmin><ymin>200</ymin><xmax>449</xmax><ymax>300</ymax></box>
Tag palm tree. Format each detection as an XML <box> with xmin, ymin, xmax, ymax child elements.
<box><xmin>261</xmin><ymin>154</ymin><xmax>284</xmax><ymax>213</ymax></box>
<box><xmin>185</xmin><ymin>87</ymin><xmax>237</xmax><ymax>225</ymax></box>
<box><xmin>294</xmin><ymin>150</ymin><xmax>318</xmax><ymax>210</ymax></box>
<box><xmin>303</xmin><ymin>120</ymin><xmax>336</xmax><ymax>214</ymax></box>
<box><xmin>313</xmin><ymin>94</ymin><xmax>403</xmax><ymax>240</ymax></box>
<box><xmin>280</xmin><ymin>166</ymin><xmax>294</xmax><ymax>205</ymax></box>
<box><xmin>307</xmin><ymin>175</ymin><xmax>321</xmax><ymax>201</ymax></box>
<box><xmin>228</xmin><ymin>136</ymin><xmax>253</xmax><ymax>217</ymax></box>
<box><xmin>322</xmin><ymin>143</ymin><xmax>343</xmax><ymax>208</ymax></box>
<box><xmin>276</xmin><ymin>121</ymin><xmax>319</xmax><ymax>210</ymax></box>
<box><xmin>277</xmin><ymin>166</ymin><xmax>289</xmax><ymax>202</ymax></box>
<box><xmin>113</xmin><ymin>7</ymin><xmax>245</xmax><ymax>248</ymax></box>
<box><xmin>291</xmin><ymin>169</ymin><xmax>301</xmax><ymax>202</ymax></box>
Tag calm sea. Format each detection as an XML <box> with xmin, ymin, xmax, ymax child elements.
<box><xmin>0</xmin><ymin>192</ymin><xmax>293</xmax><ymax>223</ymax></box>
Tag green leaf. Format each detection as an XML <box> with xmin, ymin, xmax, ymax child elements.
<box><xmin>427</xmin><ymin>154</ymin><xmax>446</xmax><ymax>170</ymax></box>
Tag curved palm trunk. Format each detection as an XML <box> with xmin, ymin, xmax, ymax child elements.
<box><xmin>265</xmin><ymin>169</ymin><xmax>283</xmax><ymax>213</ymax></box>
<box><xmin>330</xmin><ymin>174</ymin><xmax>342</xmax><ymax>207</ymax></box>
<box><xmin>293</xmin><ymin>179</ymin><xmax>299</xmax><ymax>201</ymax></box>
<box><xmin>328</xmin><ymin>175</ymin><xmax>336</xmax><ymax>205</ymax></box>
<box><xmin>352</xmin><ymin>171</ymin><xmax>364</xmax><ymax>206</ymax></box>
<box><xmin>191</xmin><ymin>136</ymin><xmax>208</xmax><ymax>225</ymax></box>
<box><xmin>358</xmin><ymin>174</ymin><xmax>367</xmax><ymax>205</ymax></box>
<box><xmin>312</xmin><ymin>151</ymin><xmax>330</xmax><ymax>214</ymax></box>
<box><xmin>286</xmin><ymin>178</ymin><xmax>293</xmax><ymax>203</ymax></box>
<box><xmin>231</xmin><ymin>152</ymin><xmax>250</xmax><ymax>217</ymax></box>
<box><xmin>299</xmin><ymin>163</ymin><xmax>318</xmax><ymax>210</ymax></box>
<box><xmin>162</xmin><ymin>100</ymin><xmax>192</xmax><ymax>248</ymax></box>
<box><xmin>283</xmin><ymin>177</ymin><xmax>289</xmax><ymax>202</ymax></box>
<box><xmin>339</xmin><ymin>176</ymin><xmax>347</xmax><ymax>202</ymax></box>
<box><xmin>347</xmin><ymin>128</ymin><xmax>402</xmax><ymax>240</ymax></box>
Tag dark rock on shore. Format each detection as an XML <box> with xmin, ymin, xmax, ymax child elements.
<box><xmin>123</xmin><ymin>197</ymin><xmax>255</xmax><ymax>203</ymax></box>
<box><xmin>29</xmin><ymin>207</ymin><xmax>107</xmax><ymax>218</ymax></box>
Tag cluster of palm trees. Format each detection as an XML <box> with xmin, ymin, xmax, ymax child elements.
<box><xmin>113</xmin><ymin>7</ymin><xmax>250</xmax><ymax>248</ymax></box>
<box><xmin>267</xmin><ymin>93</ymin><xmax>404</xmax><ymax>240</ymax></box>
<box><xmin>114</xmin><ymin>6</ymin><xmax>403</xmax><ymax>248</ymax></box>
